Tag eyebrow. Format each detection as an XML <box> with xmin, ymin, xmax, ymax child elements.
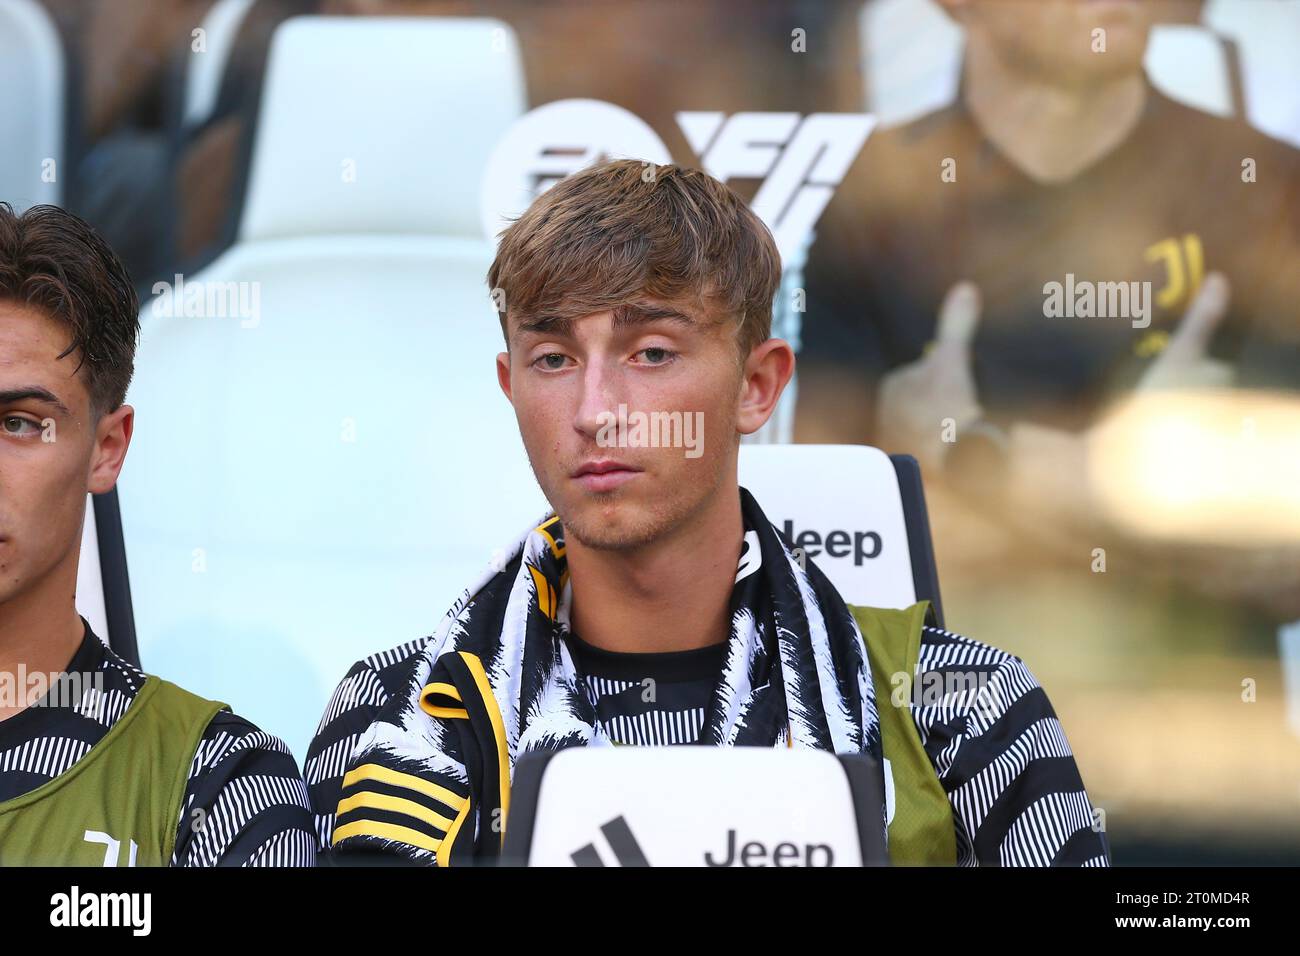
<box><xmin>517</xmin><ymin>302</ymin><xmax>700</xmax><ymax>339</ymax></box>
<box><xmin>0</xmin><ymin>386</ymin><xmax>72</xmax><ymax>416</ymax></box>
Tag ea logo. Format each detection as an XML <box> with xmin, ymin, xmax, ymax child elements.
<box><xmin>480</xmin><ymin>99</ymin><xmax>672</xmax><ymax>243</ymax></box>
<box><xmin>479</xmin><ymin>99</ymin><xmax>875</xmax><ymax>263</ymax></box>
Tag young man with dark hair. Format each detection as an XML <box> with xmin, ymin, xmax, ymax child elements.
<box><xmin>0</xmin><ymin>202</ymin><xmax>315</xmax><ymax>866</ymax></box>
<box><xmin>305</xmin><ymin>160</ymin><xmax>1109</xmax><ymax>867</ymax></box>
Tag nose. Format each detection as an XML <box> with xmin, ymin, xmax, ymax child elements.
<box><xmin>572</xmin><ymin>354</ymin><xmax>625</xmax><ymax>442</ymax></box>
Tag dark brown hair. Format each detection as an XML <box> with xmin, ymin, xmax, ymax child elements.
<box><xmin>0</xmin><ymin>202</ymin><xmax>139</xmax><ymax>414</ymax></box>
<box><xmin>486</xmin><ymin>159</ymin><xmax>782</xmax><ymax>359</ymax></box>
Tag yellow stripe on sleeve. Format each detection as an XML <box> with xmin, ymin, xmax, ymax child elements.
<box><xmin>336</xmin><ymin>791</ymin><xmax>455</xmax><ymax>832</ymax></box>
<box><xmin>341</xmin><ymin>763</ymin><xmax>468</xmax><ymax>812</ymax></box>
<box><xmin>332</xmin><ymin>819</ymin><xmax>443</xmax><ymax>854</ymax></box>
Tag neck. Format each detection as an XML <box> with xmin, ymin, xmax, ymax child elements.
<box><xmin>963</xmin><ymin>30</ymin><xmax>1146</xmax><ymax>184</ymax></box>
<box><xmin>0</xmin><ymin>556</ymin><xmax>85</xmax><ymax>723</ymax></box>
<box><xmin>565</xmin><ymin>483</ymin><xmax>744</xmax><ymax>654</ymax></box>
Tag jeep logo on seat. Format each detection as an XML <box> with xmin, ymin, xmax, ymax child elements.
<box><xmin>782</xmin><ymin>520</ymin><xmax>882</xmax><ymax>566</ymax></box>
<box><xmin>571</xmin><ymin>817</ymin><xmax>838</xmax><ymax>867</ymax></box>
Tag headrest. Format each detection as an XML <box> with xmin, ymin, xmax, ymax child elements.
<box><xmin>239</xmin><ymin>16</ymin><xmax>525</xmax><ymax>241</ymax></box>
<box><xmin>0</xmin><ymin>0</ymin><xmax>64</xmax><ymax>210</ymax></box>
<box><xmin>738</xmin><ymin>444</ymin><xmax>918</xmax><ymax>609</ymax></box>
<box><xmin>505</xmin><ymin>747</ymin><xmax>887</xmax><ymax>866</ymax></box>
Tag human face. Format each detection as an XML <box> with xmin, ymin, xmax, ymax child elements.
<box><xmin>948</xmin><ymin>0</ymin><xmax>1162</xmax><ymax>87</ymax></box>
<box><xmin>0</xmin><ymin>302</ymin><xmax>131</xmax><ymax>609</ymax></box>
<box><xmin>497</xmin><ymin>299</ymin><xmax>746</xmax><ymax>552</ymax></box>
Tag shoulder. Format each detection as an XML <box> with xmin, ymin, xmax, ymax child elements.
<box><xmin>190</xmin><ymin>709</ymin><xmax>300</xmax><ymax>776</ymax></box>
<box><xmin>909</xmin><ymin>624</ymin><xmax>1109</xmax><ymax>866</ymax></box>
<box><xmin>916</xmin><ymin>622</ymin><xmax>1037</xmax><ymax>677</ymax></box>
<box><xmin>302</xmin><ymin>636</ymin><xmax>435</xmax><ymax>850</ymax></box>
<box><xmin>911</xmin><ymin>622</ymin><xmax>1053</xmax><ymax>738</ymax></box>
<box><xmin>850</xmin><ymin>605</ymin><xmax>1056</xmax><ymax>747</ymax></box>
<box><xmin>909</xmin><ymin>621</ymin><xmax>1073</xmax><ymax>800</ymax></box>
<box><xmin>95</xmin><ymin>643</ymin><xmax>315</xmax><ymax>865</ymax></box>
<box><xmin>1153</xmin><ymin>88</ymin><xmax>1300</xmax><ymax>163</ymax></box>
<box><xmin>836</xmin><ymin>103</ymin><xmax>971</xmax><ymax>212</ymax></box>
<box><xmin>312</xmin><ymin>636</ymin><xmax>432</xmax><ymax>742</ymax></box>
<box><xmin>103</xmin><ymin>645</ymin><xmax>285</xmax><ymax>769</ymax></box>
<box><xmin>95</xmin><ymin>640</ymin><xmax>149</xmax><ymax>702</ymax></box>
<box><xmin>173</xmin><ymin>708</ymin><xmax>315</xmax><ymax>867</ymax></box>
<box><xmin>94</xmin><ymin>644</ymin><xmax>224</xmax><ymax>741</ymax></box>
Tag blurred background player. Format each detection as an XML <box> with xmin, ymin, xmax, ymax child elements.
<box><xmin>796</xmin><ymin>0</ymin><xmax>1300</xmax><ymax>860</ymax></box>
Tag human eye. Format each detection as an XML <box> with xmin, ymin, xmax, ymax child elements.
<box><xmin>1</xmin><ymin>414</ymin><xmax>42</xmax><ymax>438</ymax></box>
<box><xmin>531</xmin><ymin>352</ymin><xmax>573</xmax><ymax>372</ymax></box>
<box><xmin>633</xmin><ymin>346</ymin><xmax>678</xmax><ymax>366</ymax></box>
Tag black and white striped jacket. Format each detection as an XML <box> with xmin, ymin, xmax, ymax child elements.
<box><xmin>306</xmin><ymin>624</ymin><xmax>1111</xmax><ymax>867</ymax></box>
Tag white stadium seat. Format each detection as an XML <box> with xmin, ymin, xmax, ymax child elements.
<box><xmin>237</xmin><ymin>17</ymin><xmax>522</xmax><ymax>243</ymax></box>
<box><xmin>1204</xmin><ymin>0</ymin><xmax>1300</xmax><ymax>147</ymax></box>
<box><xmin>504</xmin><ymin>747</ymin><xmax>889</xmax><ymax>866</ymax></box>
<box><xmin>119</xmin><ymin>16</ymin><xmax>539</xmax><ymax>758</ymax></box>
<box><xmin>182</xmin><ymin>0</ymin><xmax>260</xmax><ymax>131</ymax></box>
<box><xmin>738</xmin><ymin>444</ymin><xmax>943</xmax><ymax>621</ymax></box>
<box><xmin>0</xmin><ymin>0</ymin><xmax>64</xmax><ymax>210</ymax></box>
<box><xmin>858</xmin><ymin>0</ymin><xmax>1300</xmax><ymax>143</ymax></box>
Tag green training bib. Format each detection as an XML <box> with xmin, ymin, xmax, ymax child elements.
<box><xmin>850</xmin><ymin>601</ymin><xmax>958</xmax><ymax>865</ymax></box>
<box><xmin>0</xmin><ymin>676</ymin><xmax>226</xmax><ymax>866</ymax></box>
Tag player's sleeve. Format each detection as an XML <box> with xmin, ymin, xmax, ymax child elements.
<box><xmin>911</xmin><ymin>624</ymin><xmax>1112</xmax><ymax>867</ymax></box>
<box><xmin>171</xmin><ymin>712</ymin><xmax>316</xmax><ymax>867</ymax></box>
<box><xmin>303</xmin><ymin>639</ymin><xmax>429</xmax><ymax>856</ymax></box>
<box><xmin>303</xmin><ymin>660</ymin><xmax>390</xmax><ymax>853</ymax></box>
<box><xmin>325</xmin><ymin>731</ymin><xmax>474</xmax><ymax>867</ymax></box>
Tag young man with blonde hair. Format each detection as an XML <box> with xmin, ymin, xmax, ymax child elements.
<box><xmin>305</xmin><ymin>159</ymin><xmax>1109</xmax><ymax>867</ymax></box>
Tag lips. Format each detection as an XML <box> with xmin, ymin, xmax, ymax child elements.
<box><xmin>571</xmin><ymin>459</ymin><xmax>643</xmax><ymax>493</ymax></box>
